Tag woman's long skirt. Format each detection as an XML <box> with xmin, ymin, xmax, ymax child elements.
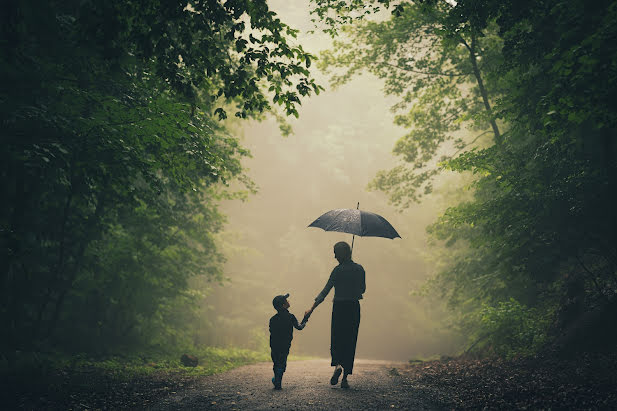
<box><xmin>330</xmin><ymin>300</ymin><xmax>360</xmax><ymax>374</ymax></box>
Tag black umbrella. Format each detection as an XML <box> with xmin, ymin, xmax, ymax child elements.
<box><xmin>308</xmin><ymin>203</ymin><xmax>401</xmax><ymax>252</ymax></box>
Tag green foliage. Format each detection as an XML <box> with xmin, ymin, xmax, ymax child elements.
<box><xmin>428</xmin><ymin>0</ymin><xmax>617</xmax><ymax>355</ymax></box>
<box><xmin>1</xmin><ymin>0</ymin><xmax>318</xmax><ymax>354</ymax></box>
<box><xmin>313</xmin><ymin>0</ymin><xmax>504</xmax><ymax>206</ymax></box>
<box><xmin>477</xmin><ymin>299</ymin><xmax>551</xmax><ymax>358</ymax></box>
<box><xmin>1</xmin><ymin>347</ymin><xmax>270</xmax><ymax>382</ymax></box>
<box><xmin>314</xmin><ymin>0</ymin><xmax>617</xmax><ymax>357</ymax></box>
<box><xmin>310</xmin><ymin>0</ymin><xmax>395</xmax><ymax>37</ymax></box>
<box><xmin>73</xmin><ymin>346</ymin><xmax>270</xmax><ymax>377</ymax></box>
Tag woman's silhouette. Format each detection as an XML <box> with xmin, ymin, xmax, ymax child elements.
<box><xmin>305</xmin><ymin>241</ymin><xmax>365</xmax><ymax>389</ymax></box>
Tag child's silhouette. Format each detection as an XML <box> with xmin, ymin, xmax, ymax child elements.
<box><xmin>269</xmin><ymin>293</ymin><xmax>308</xmax><ymax>389</ymax></box>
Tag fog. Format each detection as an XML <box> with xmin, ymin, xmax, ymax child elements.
<box><xmin>203</xmin><ymin>1</ymin><xmax>465</xmax><ymax>361</ymax></box>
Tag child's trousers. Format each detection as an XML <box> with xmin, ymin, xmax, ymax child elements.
<box><xmin>271</xmin><ymin>346</ymin><xmax>290</xmax><ymax>373</ymax></box>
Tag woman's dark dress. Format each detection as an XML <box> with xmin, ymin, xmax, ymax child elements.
<box><xmin>331</xmin><ymin>300</ymin><xmax>361</xmax><ymax>373</ymax></box>
<box><xmin>315</xmin><ymin>260</ymin><xmax>366</xmax><ymax>375</ymax></box>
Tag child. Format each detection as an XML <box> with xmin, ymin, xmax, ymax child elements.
<box><xmin>269</xmin><ymin>293</ymin><xmax>308</xmax><ymax>389</ymax></box>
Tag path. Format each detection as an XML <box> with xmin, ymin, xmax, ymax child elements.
<box><xmin>150</xmin><ymin>359</ymin><xmax>438</xmax><ymax>410</ymax></box>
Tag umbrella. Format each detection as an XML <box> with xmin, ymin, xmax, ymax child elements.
<box><xmin>308</xmin><ymin>202</ymin><xmax>401</xmax><ymax>252</ymax></box>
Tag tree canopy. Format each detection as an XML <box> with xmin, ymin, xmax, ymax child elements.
<box><xmin>312</xmin><ymin>0</ymin><xmax>617</xmax><ymax>356</ymax></box>
<box><xmin>314</xmin><ymin>0</ymin><xmax>504</xmax><ymax>205</ymax></box>
<box><xmin>1</xmin><ymin>0</ymin><xmax>320</xmax><ymax>353</ymax></box>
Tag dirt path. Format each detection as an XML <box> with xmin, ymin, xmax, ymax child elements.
<box><xmin>149</xmin><ymin>359</ymin><xmax>438</xmax><ymax>410</ymax></box>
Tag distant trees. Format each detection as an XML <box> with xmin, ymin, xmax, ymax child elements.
<box><xmin>312</xmin><ymin>0</ymin><xmax>617</xmax><ymax>355</ymax></box>
<box><xmin>1</xmin><ymin>0</ymin><xmax>319</xmax><ymax>353</ymax></box>
<box><xmin>314</xmin><ymin>0</ymin><xmax>504</xmax><ymax>205</ymax></box>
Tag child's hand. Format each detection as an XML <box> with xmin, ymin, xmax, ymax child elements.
<box><xmin>301</xmin><ymin>312</ymin><xmax>311</xmax><ymax>324</ymax></box>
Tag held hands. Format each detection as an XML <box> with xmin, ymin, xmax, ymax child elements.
<box><xmin>302</xmin><ymin>306</ymin><xmax>314</xmax><ymax>324</ymax></box>
<box><xmin>301</xmin><ymin>310</ymin><xmax>312</xmax><ymax>325</ymax></box>
<box><xmin>302</xmin><ymin>302</ymin><xmax>318</xmax><ymax>325</ymax></box>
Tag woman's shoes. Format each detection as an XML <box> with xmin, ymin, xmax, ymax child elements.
<box><xmin>330</xmin><ymin>365</ymin><xmax>342</xmax><ymax>385</ymax></box>
<box><xmin>331</xmin><ymin>365</ymin><xmax>351</xmax><ymax>388</ymax></box>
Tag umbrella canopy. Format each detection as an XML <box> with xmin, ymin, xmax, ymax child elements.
<box><xmin>308</xmin><ymin>208</ymin><xmax>401</xmax><ymax>239</ymax></box>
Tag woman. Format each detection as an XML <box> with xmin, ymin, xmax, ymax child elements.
<box><xmin>305</xmin><ymin>241</ymin><xmax>366</xmax><ymax>389</ymax></box>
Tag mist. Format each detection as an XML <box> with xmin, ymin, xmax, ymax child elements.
<box><xmin>201</xmin><ymin>1</ymin><xmax>464</xmax><ymax>361</ymax></box>
<box><xmin>5</xmin><ymin>0</ymin><xmax>616</xmax><ymax>407</ymax></box>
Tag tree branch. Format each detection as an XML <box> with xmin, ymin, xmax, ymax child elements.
<box><xmin>382</xmin><ymin>61</ymin><xmax>470</xmax><ymax>77</ymax></box>
<box><xmin>576</xmin><ymin>254</ymin><xmax>607</xmax><ymax>299</ymax></box>
<box><xmin>452</xmin><ymin>130</ymin><xmax>492</xmax><ymax>156</ymax></box>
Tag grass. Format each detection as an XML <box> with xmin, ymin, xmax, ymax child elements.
<box><xmin>408</xmin><ymin>354</ymin><xmax>448</xmax><ymax>364</ymax></box>
<box><xmin>1</xmin><ymin>346</ymin><xmax>274</xmax><ymax>409</ymax></box>
<box><xmin>2</xmin><ymin>345</ymin><xmax>315</xmax><ymax>384</ymax></box>
<box><xmin>2</xmin><ymin>346</ymin><xmax>272</xmax><ymax>380</ymax></box>
<box><xmin>65</xmin><ymin>347</ymin><xmax>312</xmax><ymax>378</ymax></box>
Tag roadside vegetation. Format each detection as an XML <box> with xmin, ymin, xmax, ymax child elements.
<box><xmin>311</xmin><ymin>0</ymin><xmax>617</xmax><ymax>358</ymax></box>
<box><xmin>2</xmin><ymin>0</ymin><xmax>318</xmax><ymax>360</ymax></box>
<box><xmin>2</xmin><ymin>347</ymin><xmax>269</xmax><ymax>409</ymax></box>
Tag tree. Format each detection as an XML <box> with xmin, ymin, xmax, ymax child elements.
<box><xmin>313</xmin><ymin>0</ymin><xmax>617</xmax><ymax>354</ymax></box>
<box><xmin>417</xmin><ymin>0</ymin><xmax>617</xmax><ymax>353</ymax></box>
<box><xmin>0</xmin><ymin>0</ymin><xmax>320</xmax><ymax>352</ymax></box>
<box><xmin>312</xmin><ymin>0</ymin><xmax>503</xmax><ymax>206</ymax></box>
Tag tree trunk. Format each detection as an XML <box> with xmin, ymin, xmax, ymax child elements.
<box><xmin>33</xmin><ymin>179</ymin><xmax>75</xmax><ymax>337</ymax></box>
<box><xmin>604</xmin><ymin>129</ymin><xmax>617</xmax><ymax>279</ymax></box>
<box><xmin>2</xmin><ymin>160</ymin><xmax>27</xmax><ymax>351</ymax></box>
<box><xmin>44</xmin><ymin>183</ymin><xmax>108</xmax><ymax>340</ymax></box>
<box><xmin>467</xmin><ymin>35</ymin><xmax>502</xmax><ymax>145</ymax></box>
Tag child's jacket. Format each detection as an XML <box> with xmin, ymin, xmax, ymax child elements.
<box><xmin>269</xmin><ymin>309</ymin><xmax>305</xmax><ymax>350</ymax></box>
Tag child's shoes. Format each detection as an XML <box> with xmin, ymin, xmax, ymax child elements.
<box><xmin>273</xmin><ymin>368</ymin><xmax>283</xmax><ymax>389</ymax></box>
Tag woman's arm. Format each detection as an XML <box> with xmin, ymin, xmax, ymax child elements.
<box><xmin>306</xmin><ymin>269</ymin><xmax>336</xmax><ymax>316</ymax></box>
<box><xmin>304</xmin><ymin>300</ymin><xmax>319</xmax><ymax>318</ymax></box>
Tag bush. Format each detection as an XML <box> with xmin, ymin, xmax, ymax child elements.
<box><xmin>478</xmin><ymin>299</ymin><xmax>551</xmax><ymax>358</ymax></box>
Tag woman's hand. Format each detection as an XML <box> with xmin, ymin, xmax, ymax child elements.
<box><xmin>305</xmin><ymin>301</ymin><xmax>318</xmax><ymax>318</ymax></box>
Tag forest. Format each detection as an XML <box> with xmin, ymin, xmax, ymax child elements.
<box><xmin>2</xmin><ymin>0</ymin><xmax>617</xmax><ymax>408</ymax></box>
<box><xmin>315</xmin><ymin>0</ymin><xmax>617</xmax><ymax>357</ymax></box>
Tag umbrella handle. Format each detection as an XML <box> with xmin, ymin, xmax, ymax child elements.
<box><xmin>351</xmin><ymin>202</ymin><xmax>359</xmax><ymax>256</ymax></box>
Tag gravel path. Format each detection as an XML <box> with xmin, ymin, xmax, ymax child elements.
<box><xmin>149</xmin><ymin>359</ymin><xmax>438</xmax><ymax>410</ymax></box>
